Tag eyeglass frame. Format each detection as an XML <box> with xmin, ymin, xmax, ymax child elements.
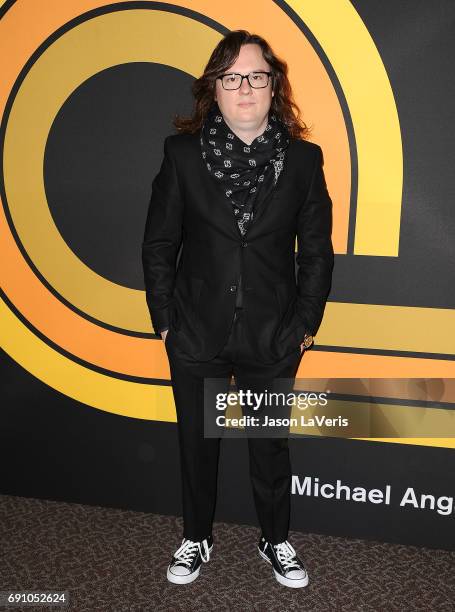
<box><xmin>216</xmin><ymin>71</ymin><xmax>273</xmax><ymax>90</ymax></box>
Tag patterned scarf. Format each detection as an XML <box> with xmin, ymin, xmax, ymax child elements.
<box><xmin>200</xmin><ymin>102</ymin><xmax>290</xmax><ymax>236</ymax></box>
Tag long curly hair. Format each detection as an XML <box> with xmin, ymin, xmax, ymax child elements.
<box><xmin>173</xmin><ymin>30</ymin><xmax>311</xmax><ymax>140</ymax></box>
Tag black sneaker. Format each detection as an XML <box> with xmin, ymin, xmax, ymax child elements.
<box><xmin>167</xmin><ymin>535</ymin><xmax>213</xmax><ymax>584</ymax></box>
<box><xmin>258</xmin><ymin>535</ymin><xmax>309</xmax><ymax>588</ymax></box>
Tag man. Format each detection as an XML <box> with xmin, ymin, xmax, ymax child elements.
<box><xmin>142</xmin><ymin>30</ymin><xmax>334</xmax><ymax>588</ymax></box>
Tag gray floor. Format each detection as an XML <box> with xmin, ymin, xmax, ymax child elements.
<box><xmin>1</xmin><ymin>494</ymin><xmax>454</xmax><ymax>611</ymax></box>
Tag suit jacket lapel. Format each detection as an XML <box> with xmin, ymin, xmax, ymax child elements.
<box><xmin>246</xmin><ymin>148</ymin><xmax>291</xmax><ymax>234</ymax></box>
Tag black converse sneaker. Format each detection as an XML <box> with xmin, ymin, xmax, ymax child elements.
<box><xmin>167</xmin><ymin>535</ymin><xmax>213</xmax><ymax>584</ymax></box>
<box><xmin>258</xmin><ymin>535</ymin><xmax>309</xmax><ymax>588</ymax></box>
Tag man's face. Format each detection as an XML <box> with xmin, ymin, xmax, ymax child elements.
<box><xmin>214</xmin><ymin>43</ymin><xmax>274</xmax><ymax>133</ymax></box>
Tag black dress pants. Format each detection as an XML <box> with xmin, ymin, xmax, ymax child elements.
<box><xmin>165</xmin><ymin>307</ymin><xmax>303</xmax><ymax>545</ymax></box>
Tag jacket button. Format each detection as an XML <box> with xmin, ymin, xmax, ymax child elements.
<box><xmin>241</xmin><ymin>242</ymin><xmax>248</xmax><ymax>247</ymax></box>
<box><xmin>230</xmin><ymin>285</ymin><xmax>237</xmax><ymax>292</ymax></box>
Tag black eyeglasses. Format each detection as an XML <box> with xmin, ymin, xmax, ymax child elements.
<box><xmin>217</xmin><ymin>71</ymin><xmax>273</xmax><ymax>90</ymax></box>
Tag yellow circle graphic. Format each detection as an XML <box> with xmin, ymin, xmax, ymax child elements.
<box><xmin>4</xmin><ymin>9</ymin><xmax>221</xmax><ymax>331</ymax></box>
<box><xmin>2</xmin><ymin>0</ymin><xmax>422</xmax><ymax>444</ymax></box>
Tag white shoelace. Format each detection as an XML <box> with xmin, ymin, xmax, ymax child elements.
<box><xmin>274</xmin><ymin>541</ymin><xmax>302</xmax><ymax>571</ymax></box>
<box><xmin>173</xmin><ymin>538</ymin><xmax>211</xmax><ymax>567</ymax></box>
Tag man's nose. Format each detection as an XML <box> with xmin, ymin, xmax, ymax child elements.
<box><xmin>239</xmin><ymin>76</ymin><xmax>252</xmax><ymax>93</ymax></box>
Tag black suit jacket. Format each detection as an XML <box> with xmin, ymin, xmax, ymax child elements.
<box><xmin>142</xmin><ymin>131</ymin><xmax>334</xmax><ymax>363</ymax></box>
